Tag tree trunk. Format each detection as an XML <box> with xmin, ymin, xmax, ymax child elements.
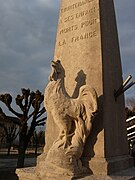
<box><xmin>7</xmin><ymin>142</ymin><xmax>12</xmax><ymax>155</ymax></box>
<box><xmin>35</xmin><ymin>142</ymin><xmax>38</xmax><ymax>155</ymax></box>
<box><xmin>17</xmin><ymin>143</ymin><xmax>26</xmax><ymax>168</ymax></box>
<box><xmin>17</xmin><ymin>122</ymin><xmax>36</xmax><ymax>168</ymax></box>
<box><xmin>17</xmin><ymin>132</ymin><xmax>27</xmax><ymax>168</ymax></box>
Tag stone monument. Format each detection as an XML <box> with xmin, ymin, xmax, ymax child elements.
<box><xmin>42</xmin><ymin>0</ymin><xmax>133</xmax><ymax>176</ymax></box>
<box><xmin>16</xmin><ymin>0</ymin><xmax>135</xmax><ymax>179</ymax></box>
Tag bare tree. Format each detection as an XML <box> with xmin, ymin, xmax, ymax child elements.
<box><xmin>0</xmin><ymin>88</ymin><xmax>46</xmax><ymax>168</ymax></box>
<box><xmin>0</xmin><ymin>107</ymin><xmax>19</xmax><ymax>153</ymax></box>
<box><xmin>126</xmin><ymin>97</ymin><xmax>135</xmax><ymax>118</ymax></box>
<box><xmin>31</xmin><ymin>130</ymin><xmax>45</xmax><ymax>155</ymax></box>
<box><xmin>126</xmin><ymin>97</ymin><xmax>135</xmax><ymax>111</ymax></box>
<box><xmin>0</xmin><ymin>122</ymin><xmax>18</xmax><ymax>155</ymax></box>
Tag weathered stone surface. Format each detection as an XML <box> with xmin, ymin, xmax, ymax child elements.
<box><xmin>16</xmin><ymin>167</ymin><xmax>135</xmax><ymax>180</ymax></box>
<box><xmin>43</xmin><ymin>0</ymin><xmax>133</xmax><ymax>176</ymax></box>
<box><xmin>36</xmin><ymin>60</ymin><xmax>98</xmax><ymax>178</ymax></box>
<box><xmin>16</xmin><ymin>167</ymin><xmax>38</xmax><ymax>180</ymax></box>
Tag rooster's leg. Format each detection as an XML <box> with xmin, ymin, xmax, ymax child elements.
<box><xmin>60</xmin><ymin>131</ymin><xmax>74</xmax><ymax>149</ymax></box>
<box><xmin>54</xmin><ymin>130</ymin><xmax>71</xmax><ymax>149</ymax></box>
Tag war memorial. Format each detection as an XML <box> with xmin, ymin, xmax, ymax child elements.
<box><xmin>16</xmin><ymin>0</ymin><xmax>135</xmax><ymax>179</ymax></box>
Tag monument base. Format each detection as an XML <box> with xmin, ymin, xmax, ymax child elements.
<box><xmin>83</xmin><ymin>155</ymin><xmax>134</xmax><ymax>175</ymax></box>
<box><xmin>16</xmin><ymin>166</ymin><xmax>135</xmax><ymax>180</ymax></box>
<box><xmin>16</xmin><ymin>154</ymin><xmax>134</xmax><ymax>179</ymax></box>
<box><xmin>16</xmin><ymin>167</ymin><xmax>89</xmax><ymax>180</ymax></box>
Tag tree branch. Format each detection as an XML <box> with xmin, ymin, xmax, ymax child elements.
<box><xmin>36</xmin><ymin>107</ymin><xmax>46</xmax><ymax>119</ymax></box>
<box><xmin>0</xmin><ymin>122</ymin><xmax>8</xmax><ymax>138</ymax></box>
<box><xmin>16</xmin><ymin>95</ymin><xmax>24</xmax><ymax>112</ymax></box>
<box><xmin>27</xmin><ymin>110</ymin><xmax>36</xmax><ymax>122</ymax></box>
<box><xmin>36</xmin><ymin>122</ymin><xmax>46</xmax><ymax>126</ymax></box>
<box><xmin>36</xmin><ymin>117</ymin><xmax>46</xmax><ymax>125</ymax></box>
<box><xmin>8</xmin><ymin>105</ymin><xmax>22</xmax><ymax>118</ymax></box>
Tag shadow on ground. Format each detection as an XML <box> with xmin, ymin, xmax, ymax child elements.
<box><xmin>0</xmin><ymin>153</ymin><xmax>38</xmax><ymax>180</ymax></box>
<box><xmin>0</xmin><ymin>169</ymin><xmax>18</xmax><ymax>180</ymax></box>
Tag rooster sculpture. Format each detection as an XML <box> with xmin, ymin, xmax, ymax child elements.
<box><xmin>44</xmin><ymin>60</ymin><xmax>97</xmax><ymax>159</ymax></box>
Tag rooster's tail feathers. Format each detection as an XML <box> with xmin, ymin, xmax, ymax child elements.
<box><xmin>78</xmin><ymin>85</ymin><xmax>98</xmax><ymax>114</ymax></box>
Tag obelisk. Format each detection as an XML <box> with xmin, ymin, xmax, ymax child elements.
<box><xmin>43</xmin><ymin>0</ymin><xmax>134</xmax><ymax>175</ymax></box>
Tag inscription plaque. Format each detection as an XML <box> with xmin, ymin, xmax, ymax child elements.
<box><xmin>54</xmin><ymin>0</ymin><xmax>100</xmax><ymax>96</ymax></box>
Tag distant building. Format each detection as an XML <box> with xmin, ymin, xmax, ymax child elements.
<box><xmin>126</xmin><ymin>116</ymin><xmax>135</xmax><ymax>157</ymax></box>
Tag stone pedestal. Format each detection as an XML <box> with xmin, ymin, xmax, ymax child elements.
<box><xmin>16</xmin><ymin>167</ymin><xmax>135</xmax><ymax>180</ymax></box>
<box><xmin>83</xmin><ymin>156</ymin><xmax>133</xmax><ymax>175</ymax></box>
